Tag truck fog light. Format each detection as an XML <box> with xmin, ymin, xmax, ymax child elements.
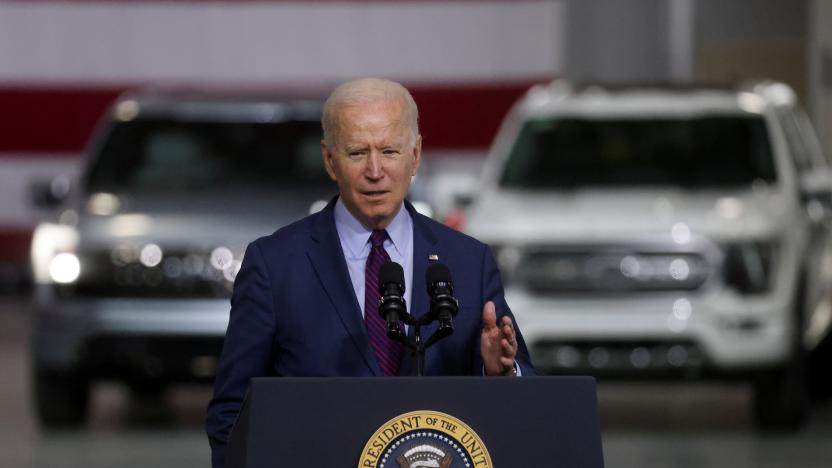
<box><xmin>672</xmin><ymin>298</ymin><xmax>692</xmax><ymax>320</ymax></box>
<box><xmin>210</xmin><ymin>246</ymin><xmax>234</xmax><ymax>270</ymax></box>
<box><xmin>671</xmin><ymin>222</ymin><xmax>691</xmax><ymax>244</ymax></box>
<box><xmin>223</xmin><ymin>260</ymin><xmax>242</xmax><ymax>283</ymax></box>
<box><xmin>556</xmin><ymin>346</ymin><xmax>580</xmax><ymax>368</ymax></box>
<box><xmin>669</xmin><ymin>258</ymin><xmax>690</xmax><ymax>280</ymax></box>
<box><xmin>667</xmin><ymin>345</ymin><xmax>688</xmax><ymax>367</ymax></box>
<box><xmin>630</xmin><ymin>347</ymin><xmax>651</xmax><ymax>368</ymax></box>
<box><xmin>588</xmin><ymin>347</ymin><xmax>609</xmax><ymax>368</ymax></box>
<box><xmin>49</xmin><ymin>253</ymin><xmax>81</xmax><ymax>284</ymax></box>
<box><xmin>140</xmin><ymin>243</ymin><xmax>163</xmax><ymax>267</ymax></box>
<box><xmin>619</xmin><ymin>256</ymin><xmax>640</xmax><ymax>278</ymax></box>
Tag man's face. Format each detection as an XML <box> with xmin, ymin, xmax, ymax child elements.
<box><xmin>322</xmin><ymin>98</ymin><xmax>421</xmax><ymax>229</ymax></box>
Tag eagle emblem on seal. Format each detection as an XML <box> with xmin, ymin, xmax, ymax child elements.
<box><xmin>396</xmin><ymin>444</ymin><xmax>453</xmax><ymax>468</ymax></box>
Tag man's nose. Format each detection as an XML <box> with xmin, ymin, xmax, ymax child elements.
<box><xmin>364</xmin><ymin>151</ymin><xmax>384</xmax><ymax>180</ymax></box>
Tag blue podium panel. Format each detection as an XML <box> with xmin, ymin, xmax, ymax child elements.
<box><xmin>228</xmin><ymin>376</ymin><xmax>604</xmax><ymax>468</ymax></box>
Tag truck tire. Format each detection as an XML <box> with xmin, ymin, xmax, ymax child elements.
<box><xmin>808</xmin><ymin>327</ymin><xmax>832</xmax><ymax>401</ymax></box>
<box><xmin>753</xmin><ymin>277</ymin><xmax>809</xmax><ymax>430</ymax></box>
<box><xmin>753</xmin><ymin>355</ymin><xmax>809</xmax><ymax>430</ymax></box>
<box><xmin>33</xmin><ymin>369</ymin><xmax>90</xmax><ymax>428</ymax></box>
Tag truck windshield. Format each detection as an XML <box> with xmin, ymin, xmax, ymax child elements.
<box><xmin>500</xmin><ymin>116</ymin><xmax>777</xmax><ymax>189</ymax></box>
<box><xmin>85</xmin><ymin>119</ymin><xmax>330</xmax><ymax>193</ymax></box>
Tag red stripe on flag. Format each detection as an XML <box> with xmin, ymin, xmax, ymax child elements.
<box><xmin>0</xmin><ymin>80</ymin><xmax>542</xmax><ymax>154</ymax></box>
<box><xmin>0</xmin><ymin>86</ymin><xmax>123</xmax><ymax>154</ymax></box>
<box><xmin>409</xmin><ymin>81</ymin><xmax>539</xmax><ymax>151</ymax></box>
<box><xmin>0</xmin><ymin>228</ymin><xmax>32</xmax><ymax>262</ymax></box>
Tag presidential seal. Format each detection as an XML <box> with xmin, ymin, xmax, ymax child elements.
<box><xmin>358</xmin><ymin>410</ymin><xmax>493</xmax><ymax>468</ymax></box>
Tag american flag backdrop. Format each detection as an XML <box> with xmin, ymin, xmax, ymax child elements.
<box><xmin>0</xmin><ymin>0</ymin><xmax>565</xmax><ymax>263</ymax></box>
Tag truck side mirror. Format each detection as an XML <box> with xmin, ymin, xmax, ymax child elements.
<box><xmin>30</xmin><ymin>175</ymin><xmax>72</xmax><ymax>209</ymax></box>
<box><xmin>453</xmin><ymin>190</ymin><xmax>475</xmax><ymax>209</ymax></box>
<box><xmin>800</xmin><ymin>169</ymin><xmax>832</xmax><ymax>222</ymax></box>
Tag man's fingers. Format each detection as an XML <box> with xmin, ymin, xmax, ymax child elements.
<box><xmin>499</xmin><ymin>356</ymin><xmax>515</xmax><ymax>368</ymax></box>
<box><xmin>501</xmin><ymin>317</ymin><xmax>517</xmax><ymax>346</ymax></box>
<box><xmin>481</xmin><ymin>301</ymin><xmax>497</xmax><ymax>330</ymax></box>
<box><xmin>501</xmin><ymin>338</ymin><xmax>517</xmax><ymax>357</ymax></box>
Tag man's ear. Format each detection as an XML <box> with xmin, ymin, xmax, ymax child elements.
<box><xmin>411</xmin><ymin>135</ymin><xmax>423</xmax><ymax>176</ymax></box>
<box><xmin>321</xmin><ymin>140</ymin><xmax>338</xmax><ymax>182</ymax></box>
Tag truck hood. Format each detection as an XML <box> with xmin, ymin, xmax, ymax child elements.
<box><xmin>466</xmin><ymin>186</ymin><xmax>794</xmax><ymax>244</ymax></box>
<box><xmin>74</xmin><ymin>188</ymin><xmax>335</xmax><ymax>252</ymax></box>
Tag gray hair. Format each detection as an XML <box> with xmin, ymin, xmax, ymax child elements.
<box><xmin>321</xmin><ymin>78</ymin><xmax>420</xmax><ymax>147</ymax></box>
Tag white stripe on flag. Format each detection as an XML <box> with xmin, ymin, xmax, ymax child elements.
<box><xmin>0</xmin><ymin>1</ymin><xmax>564</xmax><ymax>84</ymax></box>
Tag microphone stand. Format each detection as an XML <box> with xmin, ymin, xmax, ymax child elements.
<box><xmin>388</xmin><ymin>314</ymin><xmax>453</xmax><ymax>377</ymax></box>
<box><xmin>379</xmin><ymin>265</ymin><xmax>457</xmax><ymax>377</ymax></box>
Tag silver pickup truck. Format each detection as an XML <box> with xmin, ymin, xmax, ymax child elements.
<box><xmin>29</xmin><ymin>89</ymin><xmax>338</xmax><ymax>427</ymax></box>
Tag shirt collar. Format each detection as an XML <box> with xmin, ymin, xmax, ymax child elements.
<box><xmin>334</xmin><ymin>197</ymin><xmax>411</xmax><ymax>259</ymax></box>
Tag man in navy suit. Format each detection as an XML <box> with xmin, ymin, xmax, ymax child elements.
<box><xmin>205</xmin><ymin>78</ymin><xmax>535</xmax><ymax>467</ymax></box>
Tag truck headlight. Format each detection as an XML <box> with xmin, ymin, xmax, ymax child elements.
<box><xmin>722</xmin><ymin>241</ymin><xmax>778</xmax><ymax>294</ymax></box>
<box><xmin>48</xmin><ymin>252</ymin><xmax>81</xmax><ymax>284</ymax></box>
<box><xmin>491</xmin><ymin>244</ymin><xmax>523</xmax><ymax>284</ymax></box>
<box><xmin>31</xmin><ymin>223</ymin><xmax>80</xmax><ymax>284</ymax></box>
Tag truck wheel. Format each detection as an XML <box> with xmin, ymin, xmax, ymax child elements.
<box><xmin>808</xmin><ymin>332</ymin><xmax>832</xmax><ymax>401</ymax></box>
<box><xmin>752</xmin><ymin>354</ymin><xmax>809</xmax><ymax>430</ymax></box>
<box><xmin>753</xmin><ymin>275</ymin><xmax>811</xmax><ymax>430</ymax></box>
<box><xmin>33</xmin><ymin>369</ymin><xmax>90</xmax><ymax>428</ymax></box>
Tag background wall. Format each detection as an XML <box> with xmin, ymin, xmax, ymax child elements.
<box><xmin>810</xmin><ymin>0</ymin><xmax>832</xmax><ymax>158</ymax></box>
<box><xmin>0</xmin><ymin>0</ymin><xmax>565</xmax><ymax>276</ymax></box>
<box><xmin>563</xmin><ymin>0</ymin><xmax>673</xmax><ymax>83</ymax></box>
<box><xmin>695</xmin><ymin>0</ymin><xmax>807</xmax><ymax>96</ymax></box>
<box><xmin>0</xmin><ymin>0</ymin><xmax>829</xmax><ymax>287</ymax></box>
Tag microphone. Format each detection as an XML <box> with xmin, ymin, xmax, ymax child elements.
<box><xmin>425</xmin><ymin>263</ymin><xmax>459</xmax><ymax>332</ymax></box>
<box><xmin>378</xmin><ymin>262</ymin><xmax>410</xmax><ymax>338</ymax></box>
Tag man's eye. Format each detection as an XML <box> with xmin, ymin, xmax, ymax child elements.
<box><xmin>383</xmin><ymin>149</ymin><xmax>400</xmax><ymax>156</ymax></box>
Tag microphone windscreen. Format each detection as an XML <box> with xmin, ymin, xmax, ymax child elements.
<box><xmin>379</xmin><ymin>261</ymin><xmax>405</xmax><ymax>288</ymax></box>
<box><xmin>426</xmin><ymin>263</ymin><xmax>452</xmax><ymax>285</ymax></box>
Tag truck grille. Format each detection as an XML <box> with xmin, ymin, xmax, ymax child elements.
<box><xmin>516</xmin><ymin>248</ymin><xmax>711</xmax><ymax>293</ymax></box>
<box><xmin>63</xmin><ymin>248</ymin><xmax>238</xmax><ymax>299</ymax></box>
<box><xmin>531</xmin><ymin>339</ymin><xmax>706</xmax><ymax>375</ymax></box>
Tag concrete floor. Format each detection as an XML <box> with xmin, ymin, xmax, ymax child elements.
<box><xmin>2</xmin><ymin>296</ymin><xmax>831</xmax><ymax>468</ymax></box>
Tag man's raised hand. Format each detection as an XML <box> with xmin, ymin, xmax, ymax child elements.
<box><xmin>481</xmin><ymin>301</ymin><xmax>518</xmax><ymax>376</ymax></box>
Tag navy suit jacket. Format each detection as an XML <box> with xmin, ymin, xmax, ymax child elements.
<box><xmin>205</xmin><ymin>197</ymin><xmax>535</xmax><ymax>467</ymax></box>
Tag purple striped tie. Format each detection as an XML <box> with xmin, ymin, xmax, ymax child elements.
<box><xmin>365</xmin><ymin>229</ymin><xmax>404</xmax><ymax>376</ymax></box>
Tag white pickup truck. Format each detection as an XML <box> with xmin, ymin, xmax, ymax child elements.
<box><xmin>464</xmin><ymin>80</ymin><xmax>832</xmax><ymax>429</ymax></box>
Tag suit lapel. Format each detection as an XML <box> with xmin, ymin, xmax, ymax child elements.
<box><xmin>400</xmin><ymin>200</ymin><xmax>439</xmax><ymax>376</ymax></box>
<box><xmin>306</xmin><ymin>198</ymin><xmax>380</xmax><ymax>376</ymax></box>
